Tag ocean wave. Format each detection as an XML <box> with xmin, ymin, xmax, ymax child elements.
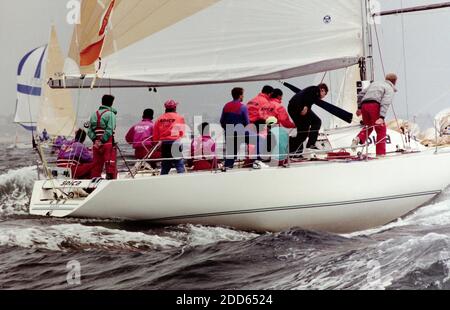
<box><xmin>0</xmin><ymin>166</ymin><xmax>37</xmax><ymax>217</ymax></box>
<box><xmin>172</xmin><ymin>224</ymin><xmax>260</xmax><ymax>247</ymax></box>
<box><xmin>269</xmin><ymin>232</ymin><xmax>450</xmax><ymax>290</ymax></box>
<box><xmin>0</xmin><ymin>222</ymin><xmax>259</xmax><ymax>253</ymax></box>
<box><xmin>0</xmin><ymin>223</ymin><xmax>183</xmax><ymax>252</ymax></box>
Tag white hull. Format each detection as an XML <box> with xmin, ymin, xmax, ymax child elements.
<box><xmin>30</xmin><ymin>148</ymin><xmax>450</xmax><ymax>233</ymax></box>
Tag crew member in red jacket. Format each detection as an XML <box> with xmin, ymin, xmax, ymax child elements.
<box><xmin>153</xmin><ymin>100</ymin><xmax>186</xmax><ymax>175</ymax></box>
<box><xmin>259</xmin><ymin>89</ymin><xmax>296</xmax><ymax>129</ymax></box>
<box><xmin>247</xmin><ymin>85</ymin><xmax>273</xmax><ymax>124</ymax></box>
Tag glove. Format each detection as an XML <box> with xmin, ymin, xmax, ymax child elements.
<box><xmin>375</xmin><ymin>118</ymin><xmax>385</xmax><ymax>125</ymax></box>
<box><xmin>300</xmin><ymin>107</ymin><xmax>309</xmax><ymax>116</ymax></box>
<box><xmin>94</xmin><ymin>140</ymin><xmax>103</xmax><ymax>149</ymax></box>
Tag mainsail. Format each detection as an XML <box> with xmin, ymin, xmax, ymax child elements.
<box><xmin>59</xmin><ymin>0</ymin><xmax>365</xmax><ymax>88</ymax></box>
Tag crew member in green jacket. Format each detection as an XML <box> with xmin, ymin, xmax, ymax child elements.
<box><xmin>88</xmin><ymin>95</ymin><xmax>118</xmax><ymax>179</ymax></box>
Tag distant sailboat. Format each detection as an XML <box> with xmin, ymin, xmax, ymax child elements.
<box><xmin>14</xmin><ymin>26</ymin><xmax>76</xmax><ymax>144</ymax></box>
<box><xmin>15</xmin><ymin>45</ymin><xmax>47</xmax><ymax>133</ymax></box>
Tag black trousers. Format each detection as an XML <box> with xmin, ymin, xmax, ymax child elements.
<box><xmin>289</xmin><ymin>111</ymin><xmax>322</xmax><ymax>153</ymax></box>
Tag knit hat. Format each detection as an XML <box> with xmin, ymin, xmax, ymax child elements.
<box><xmin>164</xmin><ymin>100</ymin><xmax>178</xmax><ymax>109</ymax></box>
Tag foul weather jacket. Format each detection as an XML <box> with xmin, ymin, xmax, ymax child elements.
<box><xmin>247</xmin><ymin>93</ymin><xmax>271</xmax><ymax>123</ymax></box>
<box><xmin>358</xmin><ymin>80</ymin><xmax>397</xmax><ymax>119</ymax></box>
<box><xmin>153</xmin><ymin>112</ymin><xmax>186</xmax><ymax>142</ymax></box>
<box><xmin>260</xmin><ymin>98</ymin><xmax>296</xmax><ymax>129</ymax></box>
<box><xmin>88</xmin><ymin>106</ymin><xmax>117</xmax><ymax>143</ymax></box>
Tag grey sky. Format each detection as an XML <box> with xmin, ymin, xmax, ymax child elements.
<box><xmin>1</xmin><ymin>0</ymin><xmax>449</xmax><ymax>130</ymax></box>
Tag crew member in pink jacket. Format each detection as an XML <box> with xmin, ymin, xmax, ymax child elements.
<box><xmin>259</xmin><ymin>89</ymin><xmax>296</xmax><ymax>129</ymax></box>
<box><xmin>189</xmin><ymin>122</ymin><xmax>217</xmax><ymax>171</ymax></box>
<box><xmin>247</xmin><ymin>85</ymin><xmax>273</xmax><ymax>123</ymax></box>
<box><xmin>125</xmin><ymin>109</ymin><xmax>155</xmax><ymax>160</ymax></box>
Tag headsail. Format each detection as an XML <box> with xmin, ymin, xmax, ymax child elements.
<box><xmin>327</xmin><ymin>65</ymin><xmax>361</xmax><ymax>128</ymax></box>
<box><xmin>15</xmin><ymin>45</ymin><xmax>47</xmax><ymax>131</ymax></box>
<box><xmin>58</xmin><ymin>0</ymin><xmax>364</xmax><ymax>88</ymax></box>
<box><xmin>38</xmin><ymin>26</ymin><xmax>76</xmax><ymax>137</ymax></box>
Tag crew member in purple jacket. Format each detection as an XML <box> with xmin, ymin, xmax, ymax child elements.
<box><xmin>125</xmin><ymin>109</ymin><xmax>155</xmax><ymax>160</ymax></box>
<box><xmin>58</xmin><ymin>129</ymin><xmax>94</xmax><ymax>179</ymax></box>
<box><xmin>220</xmin><ymin>87</ymin><xmax>250</xmax><ymax>169</ymax></box>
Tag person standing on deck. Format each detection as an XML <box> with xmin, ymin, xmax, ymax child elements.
<box><xmin>288</xmin><ymin>83</ymin><xmax>328</xmax><ymax>154</ymax></box>
<box><xmin>40</xmin><ymin>129</ymin><xmax>50</xmax><ymax>142</ymax></box>
<box><xmin>351</xmin><ymin>73</ymin><xmax>398</xmax><ymax>156</ymax></box>
<box><xmin>153</xmin><ymin>100</ymin><xmax>186</xmax><ymax>175</ymax></box>
<box><xmin>88</xmin><ymin>95</ymin><xmax>118</xmax><ymax>180</ymax></box>
<box><xmin>125</xmin><ymin>109</ymin><xmax>155</xmax><ymax>160</ymax></box>
<box><xmin>220</xmin><ymin>87</ymin><xmax>250</xmax><ymax>169</ymax></box>
<box><xmin>259</xmin><ymin>89</ymin><xmax>296</xmax><ymax>129</ymax></box>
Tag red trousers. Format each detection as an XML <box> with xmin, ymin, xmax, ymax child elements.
<box><xmin>192</xmin><ymin>160</ymin><xmax>215</xmax><ymax>171</ymax></box>
<box><xmin>92</xmin><ymin>138</ymin><xmax>117</xmax><ymax>179</ymax></box>
<box><xmin>57</xmin><ymin>162</ymin><xmax>94</xmax><ymax>180</ymax></box>
<box><xmin>72</xmin><ymin>163</ymin><xmax>95</xmax><ymax>179</ymax></box>
<box><xmin>357</xmin><ymin>102</ymin><xmax>387</xmax><ymax>156</ymax></box>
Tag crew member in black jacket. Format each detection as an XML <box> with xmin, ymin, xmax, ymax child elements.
<box><xmin>288</xmin><ymin>83</ymin><xmax>328</xmax><ymax>154</ymax></box>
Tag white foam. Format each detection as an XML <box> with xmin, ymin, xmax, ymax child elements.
<box><xmin>0</xmin><ymin>223</ymin><xmax>258</xmax><ymax>252</ymax></box>
<box><xmin>0</xmin><ymin>224</ymin><xmax>182</xmax><ymax>252</ymax></box>
<box><xmin>0</xmin><ymin>166</ymin><xmax>37</xmax><ymax>216</ymax></box>
<box><xmin>165</xmin><ymin>224</ymin><xmax>259</xmax><ymax>248</ymax></box>
<box><xmin>183</xmin><ymin>224</ymin><xmax>259</xmax><ymax>247</ymax></box>
<box><xmin>344</xmin><ymin>189</ymin><xmax>450</xmax><ymax>237</ymax></box>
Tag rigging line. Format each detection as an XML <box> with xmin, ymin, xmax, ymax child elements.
<box><xmin>327</xmin><ymin>72</ymin><xmax>334</xmax><ymax>128</ymax></box>
<box><xmin>76</xmin><ymin>79</ymin><xmax>85</xmax><ymax>125</ymax></box>
<box><xmin>373</xmin><ymin>22</ymin><xmax>386</xmax><ymax>77</ymax></box>
<box><xmin>71</xmin><ymin>79</ymin><xmax>87</xmax><ymax>155</ymax></box>
<box><xmin>320</xmin><ymin>72</ymin><xmax>327</xmax><ymax>84</ymax></box>
<box><xmin>400</xmin><ymin>0</ymin><xmax>410</xmax><ymax>122</ymax></box>
<box><xmin>371</xmin><ymin>11</ymin><xmax>406</xmax><ymax>149</ymax></box>
<box><xmin>25</xmin><ymin>77</ymin><xmax>37</xmax><ymax>142</ymax></box>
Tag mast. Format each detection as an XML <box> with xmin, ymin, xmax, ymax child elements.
<box><xmin>360</xmin><ymin>0</ymin><xmax>374</xmax><ymax>82</ymax></box>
